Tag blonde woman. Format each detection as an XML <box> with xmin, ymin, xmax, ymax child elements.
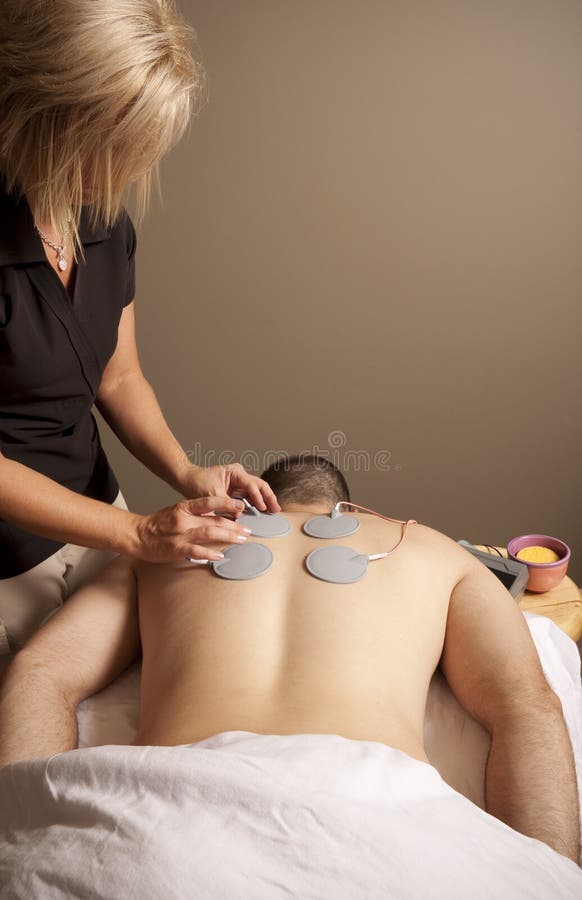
<box><xmin>0</xmin><ymin>0</ymin><xmax>279</xmax><ymax>654</ymax></box>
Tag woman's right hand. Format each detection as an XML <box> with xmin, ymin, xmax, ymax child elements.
<box><xmin>133</xmin><ymin>496</ymin><xmax>251</xmax><ymax>563</ymax></box>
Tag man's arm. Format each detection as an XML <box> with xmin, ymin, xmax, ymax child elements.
<box><xmin>0</xmin><ymin>556</ymin><xmax>140</xmax><ymax>768</ymax></box>
<box><xmin>440</xmin><ymin>552</ymin><xmax>580</xmax><ymax>864</ymax></box>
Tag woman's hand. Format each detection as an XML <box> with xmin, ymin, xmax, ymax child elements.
<box><xmin>134</xmin><ymin>496</ymin><xmax>252</xmax><ymax>563</ymax></box>
<box><xmin>178</xmin><ymin>463</ymin><xmax>280</xmax><ymax>513</ymax></box>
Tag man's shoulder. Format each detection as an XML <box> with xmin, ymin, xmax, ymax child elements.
<box><xmin>408</xmin><ymin>522</ymin><xmax>472</xmax><ymax>568</ymax></box>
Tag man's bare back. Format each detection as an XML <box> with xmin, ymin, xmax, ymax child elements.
<box><xmin>0</xmin><ymin>476</ymin><xmax>578</xmax><ymax>862</ymax></box>
<box><xmin>134</xmin><ymin>505</ymin><xmax>467</xmax><ymax>763</ymax></box>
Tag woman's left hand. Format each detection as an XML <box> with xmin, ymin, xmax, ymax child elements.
<box><xmin>178</xmin><ymin>463</ymin><xmax>280</xmax><ymax>513</ymax></box>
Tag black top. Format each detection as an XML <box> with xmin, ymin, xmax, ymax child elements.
<box><xmin>0</xmin><ymin>180</ymin><xmax>136</xmax><ymax>578</ymax></box>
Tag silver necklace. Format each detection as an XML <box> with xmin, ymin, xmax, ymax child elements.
<box><xmin>35</xmin><ymin>222</ymin><xmax>70</xmax><ymax>271</ymax></box>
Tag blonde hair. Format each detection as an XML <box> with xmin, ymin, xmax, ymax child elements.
<box><xmin>0</xmin><ymin>0</ymin><xmax>204</xmax><ymax>254</ymax></box>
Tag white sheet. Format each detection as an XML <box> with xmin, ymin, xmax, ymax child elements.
<box><xmin>0</xmin><ymin>612</ymin><xmax>580</xmax><ymax>897</ymax></box>
<box><xmin>1</xmin><ymin>731</ymin><xmax>581</xmax><ymax>899</ymax></box>
<box><xmin>75</xmin><ymin>611</ymin><xmax>582</xmax><ymax>862</ymax></box>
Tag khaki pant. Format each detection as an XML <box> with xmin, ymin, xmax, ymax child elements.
<box><xmin>0</xmin><ymin>491</ymin><xmax>128</xmax><ymax>656</ymax></box>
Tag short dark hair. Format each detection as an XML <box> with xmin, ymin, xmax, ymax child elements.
<box><xmin>260</xmin><ymin>455</ymin><xmax>350</xmax><ymax>508</ymax></box>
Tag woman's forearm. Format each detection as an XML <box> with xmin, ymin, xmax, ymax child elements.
<box><xmin>0</xmin><ymin>455</ymin><xmax>142</xmax><ymax>555</ymax></box>
<box><xmin>96</xmin><ymin>372</ymin><xmax>193</xmax><ymax>495</ymax></box>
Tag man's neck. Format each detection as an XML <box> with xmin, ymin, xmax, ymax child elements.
<box><xmin>279</xmin><ymin>502</ymin><xmax>335</xmax><ymax>515</ymax></box>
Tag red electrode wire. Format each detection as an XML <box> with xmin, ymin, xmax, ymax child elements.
<box><xmin>335</xmin><ymin>501</ymin><xmax>418</xmax><ymax>560</ymax></box>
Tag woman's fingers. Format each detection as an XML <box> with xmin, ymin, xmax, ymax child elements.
<box><xmin>228</xmin><ymin>471</ymin><xmax>280</xmax><ymax>513</ymax></box>
<box><xmin>191</xmin><ymin>522</ymin><xmax>250</xmax><ymax>545</ymax></box>
<box><xmin>183</xmin><ymin>545</ymin><xmax>224</xmax><ymax>562</ymax></box>
<box><xmin>257</xmin><ymin>479</ymin><xmax>280</xmax><ymax>512</ymax></box>
<box><xmin>183</xmin><ymin>522</ymin><xmax>251</xmax><ymax>562</ymax></box>
<box><xmin>182</xmin><ymin>496</ymin><xmax>245</xmax><ymax>517</ymax></box>
<box><xmin>197</xmin><ymin>515</ymin><xmax>250</xmax><ymax>537</ymax></box>
<box><xmin>134</xmin><ymin>496</ymin><xmax>258</xmax><ymax>563</ymax></box>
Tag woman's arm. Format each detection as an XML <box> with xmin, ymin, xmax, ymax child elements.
<box><xmin>95</xmin><ymin>302</ymin><xmax>192</xmax><ymax>495</ymax></box>
<box><xmin>95</xmin><ymin>303</ymin><xmax>279</xmax><ymax>512</ymax></box>
<box><xmin>0</xmin><ymin>303</ymin><xmax>275</xmax><ymax>561</ymax></box>
<box><xmin>0</xmin><ymin>452</ymin><xmax>142</xmax><ymax>555</ymax></box>
<box><xmin>0</xmin><ymin>453</ymin><xmax>249</xmax><ymax>562</ymax></box>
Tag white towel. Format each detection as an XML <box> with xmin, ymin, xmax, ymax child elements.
<box><xmin>1</xmin><ymin>732</ymin><xmax>581</xmax><ymax>899</ymax></box>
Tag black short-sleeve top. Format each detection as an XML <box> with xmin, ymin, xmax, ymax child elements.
<box><xmin>0</xmin><ymin>180</ymin><xmax>136</xmax><ymax>578</ymax></box>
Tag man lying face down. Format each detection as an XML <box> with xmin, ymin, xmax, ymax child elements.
<box><xmin>0</xmin><ymin>455</ymin><xmax>579</xmax><ymax>864</ymax></box>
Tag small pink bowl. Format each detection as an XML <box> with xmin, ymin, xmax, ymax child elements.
<box><xmin>507</xmin><ymin>534</ymin><xmax>570</xmax><ymax>593</ymax></box>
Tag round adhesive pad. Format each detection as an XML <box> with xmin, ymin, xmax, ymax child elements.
<box><xmin>303</xmin><ymin>513</ymin><xmax>360</xmax><ymax>539</ymax></box>
<box><xmin>238</xmin><ymin>510</ymin><xmax>291</xmax><ymax>538</ymax></box>
<box><xmin>305</xmin><ymin>546</ymin><xmax>369</xmax><ymax>584</ymax></box>
<box><xmin>212</xmin><ymin>542</ymin><xmax>273</xmax><ymax>580</ymax></box>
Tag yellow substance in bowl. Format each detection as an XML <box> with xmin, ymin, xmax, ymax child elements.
<box><xmin>517</xmin><ymin>546</ymin><xmax>560</xmax><ymax>564</ymax></box>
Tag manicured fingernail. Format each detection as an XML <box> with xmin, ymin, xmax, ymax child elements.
<box><xmin>237</xmin><ymin>534</ymin><xmax>248</xmax><ymax>542</ymax></box>
<box><xmin>243</xmin><ymin>527</ymin><xmax>252</xmax><ymax>534</ymax></box>
<box><xmin>213</xmin><ymin>552</ymin><xmax>224</xmax><ymax>560</ymax></box>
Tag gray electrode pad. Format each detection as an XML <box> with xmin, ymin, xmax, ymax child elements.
<box><xmin>212</xmin><ymin>542</ymin><xmax>273</xmax><ymax>580</ymax></box>
<box><xmin>238</xmin><ymin>506</ymin><xmax>291</xmax><ymax>538</ymax></box>
<box><xmin>303</xmin><ymin>510</ymin><xmax>360</xmax><ymax>539</ymax></box>
<box><xmin>305</xmin><ymin>546</ymin><xmax>369</xmax><ymax>584</ymax></box>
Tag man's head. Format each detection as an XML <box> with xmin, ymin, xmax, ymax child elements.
<box><xmin>260</xmin><ymin>455</ymin><xmax>350</xmax><ymax>512</ymax></box>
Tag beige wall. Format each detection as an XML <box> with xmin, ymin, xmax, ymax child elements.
<box><xmin>98</xmin><ymin>0</ymin><xmax>582</xmax><ymax>582</ymax></box>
